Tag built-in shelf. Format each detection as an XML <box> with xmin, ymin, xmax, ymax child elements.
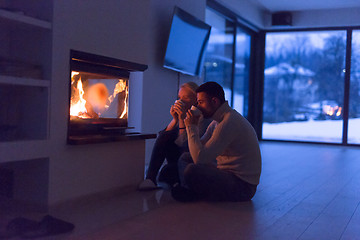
<box><xmin>0</xmin><ymin>2</ymin><xmax>51</xmax><ymax>146</ymax></box>
<box><xmin>0</xmin><ymin>8</ymin><xmax>52</xmax><ymax>29</ymax></box>
<box><xmin>0</xmin><ymin>140</ymin><xmax>50</xmax><ymax>164</ymax></box>
<box><xmin>0</xmin><ymin>75</ymin><xmax>50</xmax><ymax>87</ymax></box>
<box><xmin>0</xmin><ymin>1</ymin><xmax>52</xmax><ymax>210</ymax></box>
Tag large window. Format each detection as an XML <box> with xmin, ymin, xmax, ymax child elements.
<box><xmin>204</xmin><ymin>4</ymin><xmax>360</xmax><ymax>146</ymax></box>
<box><xmin>262</xmin><ymin>29</ymin><xmax>360</xmax><ymax>145</ymax></box>
<box><xmin>204</xmin><ymin>7</ymin><xmax>252</xmax><ymax>117</ymax></box>
<box><xmin>234</xmin><ymin>28</ymin><xmax>251</xmax><ymax>116</ymax></box>
<box><xmin>349</xmin><ymin>30</ymin><xmax>360</xmax><ymax>144</ymax></box>
<box><xmin>204</xmin><ymin>9</ymin><xmax>234</xmax><ymax>105</ymax></box>
<box><xmin>263</xmin><ymin>31</ymin><xmax>346</xmax><ymax>143</ymax></box>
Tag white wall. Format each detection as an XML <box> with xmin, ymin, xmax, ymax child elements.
<box><xmin>292</xmin><ymin>8</ymin><xmax>360</xmax><ymax>28</ymax></box>
<box><xmin>263</xmin><ymin>7</ymin><xmax>360</xmax><ymax>29</ymax></box>
<box><xmin>214</xmin><ymin>0</ymin><xmax>267</xmax><ymax>28</ymax></box>
<box><xmin>50</xmin><ymin>0</ymin><xmax>152</xmax><ymax>205</ymax></box>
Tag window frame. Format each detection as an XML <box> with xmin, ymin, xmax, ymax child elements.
<box><xmin>206</xmin><ymin>0</ymin><xmax>260</xmax><ymax>127</ymax></box>
<box><xmin>261</xmin><ymin>26</ymin><xmax>360</xmax><ymax>146</ymax></box>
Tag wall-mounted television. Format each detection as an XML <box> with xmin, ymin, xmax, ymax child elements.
<box><xmin>163</xmin><ymin>7</ymin><xmax>211</xmax><ymax>77</ymax></box>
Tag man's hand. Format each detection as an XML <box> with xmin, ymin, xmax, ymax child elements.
<box><xmin>184</xmin><ymin>109</ymin><xmax>200</xmax><ymax>127</ymax></box>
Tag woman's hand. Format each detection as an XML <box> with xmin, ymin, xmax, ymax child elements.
<box><xmin>170</xmin><ymin>105</ymin><xmax>178</xmax><ymax>121</ymax></box>
<box><xmin>173</xmin><ymin>101</ymin><xmax>187</xmax><ymax>120</ymax></box>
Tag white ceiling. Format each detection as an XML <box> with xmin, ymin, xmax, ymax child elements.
<box><xmin>248</xmin><ymin>0</ymin><xmax>360</xmax><ymax>12</ymax></box>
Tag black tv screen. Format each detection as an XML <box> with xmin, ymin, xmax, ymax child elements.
<box><xmin>163</xmin><ymin>7</ymin><xmax>211</xmax><ymax>76</ymax></box>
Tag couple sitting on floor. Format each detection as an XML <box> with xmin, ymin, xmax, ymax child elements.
<box><xmin>138</xmin><ymin>81</ymin><xmax>262</xmax><ymax>202</ymax></box>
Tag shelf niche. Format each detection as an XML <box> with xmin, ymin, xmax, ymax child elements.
<box><xmin>0</xmin><ymin>84</ymin><xmax>48</xmax><ymax>141</ymax></box>
<box><xmin>0</xmin><ymin>158</ymin><xmax>49</xmax><ymax>210</ymax></box>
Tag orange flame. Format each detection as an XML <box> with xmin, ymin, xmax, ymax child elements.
<box><xmin>70</xmin><ymin>71</ymin><xmax>128</xmax><ymax>119</ymax></box>
<box><xmin>70</xmin><ymin>72</ymin><xmax>89</xmax><ymax>118</ymax></box>
<box><xmin>116</xmin><ymin>80</ymin><xmax>128</xmax><ymax>119</ymax></box>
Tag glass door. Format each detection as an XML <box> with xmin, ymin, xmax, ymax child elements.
<box><xmin>262</xmin><ymin>30</ymin><xmax>346</xmax><ymax>143</ymax></box>
<box><xmin>233</xmin><ymin>27</ymin><xmax>251</xmax><ymax>116</ymax></box>
<box><xmin>204</xmin><ymin>8</ymin><xmax>234</xmax><ymax>105</ymax></box>
<box><xmin>348</xmin><ymin>30</ymin><xmax>360</xmax><ymax>144</ymax></box>
<box><xmin>204</xmin><ymin>7</ymin><xmax>252</xmax><ymax>117</ymax></box>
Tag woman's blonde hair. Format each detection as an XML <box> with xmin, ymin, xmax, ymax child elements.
<box><xmin>180</xmin><ymin>81</ymin><xmax>198</xmax><ymax>94</ymax></box>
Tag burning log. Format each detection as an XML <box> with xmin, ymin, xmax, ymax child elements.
<box><xmin>85</xmin><ymin>83</ymin><xmax>109</xmax><ymax>117</ymax></box>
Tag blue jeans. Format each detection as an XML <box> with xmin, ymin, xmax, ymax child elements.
<box><xmin>145</xmin><ymin>128</ymin><xmax>182</xmax><ymax>184</ymax></box>
<box><xmin>178</xmin><ymin>152</ymin><xmax>257</xmax><ymax>202</ymax></box>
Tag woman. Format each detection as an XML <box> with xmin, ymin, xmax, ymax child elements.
<box><xmin>138</xmin><ymin>82</ymin><xmax>209</xmax><ymax>190</ymax></box>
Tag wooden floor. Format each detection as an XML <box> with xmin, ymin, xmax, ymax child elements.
<box><xmin>251</xmin><ymin>142</ymin><xmax>360</xmax><ymax>240</ymax></box>
<box><xmin>1</xmin><ymin>142</ymin><xmax>360</xmax><ymax>239</ymax></box>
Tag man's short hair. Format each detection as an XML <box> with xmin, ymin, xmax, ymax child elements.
<box><xmin>196</xmin><ymin>81</ymin><xmax>225</xmax><ymax>103</ymax></box>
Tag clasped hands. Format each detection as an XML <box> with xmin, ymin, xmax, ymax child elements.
<box><xmin>170</xmin><ymin>100</ymin><xmax>187</xmax><ymax>120</ymax></box>
<box><xmin>170</xmin><ymin>100</ymin><xmax>200</xmax><ymax>126</ymax></box>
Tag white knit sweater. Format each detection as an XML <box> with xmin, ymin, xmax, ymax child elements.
<box><xmin>186</xmin><ymin>102</ymin><xmax>262</xmax><ymax>185</ymax></box>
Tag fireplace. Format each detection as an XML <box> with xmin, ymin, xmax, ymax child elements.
<box><xmin>67</xmin><ymin>50</ymin><xmax>152</xmax><ymax>144</ymax></box>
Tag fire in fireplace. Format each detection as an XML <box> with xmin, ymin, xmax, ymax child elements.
<box><xmin>70</xmin><ymin>71</ymin><xmax>128</xmax><ymax>121</ymax></box>
<box><xmin>67</xmin><ymin>50</ymin><xmax>147</xmax><ymax>141</ymax></box>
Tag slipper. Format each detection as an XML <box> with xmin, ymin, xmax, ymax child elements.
<box><xmin>138</xmin><ymin>179</ymin><xmax>160</xmax><ymax>191</ymax></box>
<box><xmin>21</xmin><ymin>215</ymin><xmax>75</xmax><ymax>238</ymax></box>
<box><xmin>0</xmin><ymin>217</ymin><xmax>38</xmax><ymax>239</ymax></box>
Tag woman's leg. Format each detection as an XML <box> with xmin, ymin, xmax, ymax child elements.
<box><xmin>157</xmin><ymin>142</ymin><xmax>183</xmax><ymax>185</ymax></box>
<box><xmin>177</xmin><ymin>152</ymin><xmax>194</xmax><ymax>187</ymax></box>
<box><xmin>145</xmin><ymin>129</ymin><xmax>178</xmax><ymax>183</ymax></box>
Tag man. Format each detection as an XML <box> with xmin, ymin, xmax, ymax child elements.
<box><xmin>172</xmin><ymin>81</ymin><xmax>261</xmax><ymax>202</ymax></box>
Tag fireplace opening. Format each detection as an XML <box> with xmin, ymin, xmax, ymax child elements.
<box><xmin>69</xmin><ymin>70</ymin><xmax>129</xmax><ymax>135</ymax></box>
<box><xmin>67</xmin><ymin>50</ymin><xmax>148</xmax><ymax>143</ymax></box>
<box><xmin>70</xmin><ymin>71</ymin><xmax>128</xmax><ymax>120</ymax></box>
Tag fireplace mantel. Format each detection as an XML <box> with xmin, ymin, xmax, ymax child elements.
<box><xmin>71</xmin><ymin>50</ymin><xmax>148</xmax><ymax>72</ymax></box>
<box><xmin>68</xmin><ymin>132</ymin><xmax>156</xmax><ymax>145</ymax></box>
